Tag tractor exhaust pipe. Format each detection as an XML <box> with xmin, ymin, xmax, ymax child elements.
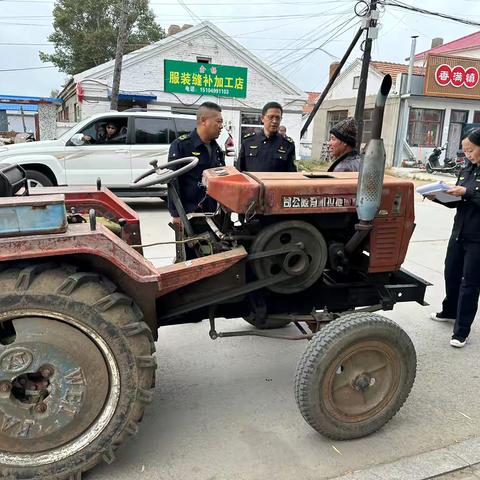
<box><xmin>345</xmin><ymin>75</ymin><xmax>392</xmax><ymax>255</ymax></box>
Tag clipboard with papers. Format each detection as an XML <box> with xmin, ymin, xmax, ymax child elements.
<box><xmin>415</xmin><ymin>181</ymin><xmax>459</xmax><ymax>203</ymax></box>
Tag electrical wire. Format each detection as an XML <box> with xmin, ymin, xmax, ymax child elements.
<box><xmin>381</xmin><ymin>0</ymin><xmax>480</xmax><ymax>27</ymax></box>
<box><xmin>1</xmin><ymin>0</ymin><xmax>354</xmax><ymax>3</ymax></box>
<box><xmin>0</xmin><ymin>65</ymin><xmax>56</xmax><ymax>72</ymax></box>
<box><xmin>176</xmin><ymin>0</ymin><xmax>203</xmax><ymax>23</ymax></box>
<box><xmin>277</xmin><ymin>15</ymin><xmax>359</xmax><ymax>71</ymax></box>
<box><xmin>269</xmin><ymin>13</ymin><xmax>351</xmax><ymax>66</ymax></box>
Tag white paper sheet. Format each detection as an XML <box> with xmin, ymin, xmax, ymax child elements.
<box><xmin>415</xmin><ymin>181</ymin><xmax>459</xmax><ymax>203</ymax></box>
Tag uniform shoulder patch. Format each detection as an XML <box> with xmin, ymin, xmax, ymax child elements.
<box><xmin>178</xmin><ymin>134</ymin><xmax>189</xmax><ymax>141</ymax></box>
<box><xmin>243</xmin><ymin>132</ymin><xmax>256</xmax><ymax>139</ymax></box>
<box><xmin>285</xmin><ymin>136</ymin><xmax>294</xmax><ymax>144</ymax></box>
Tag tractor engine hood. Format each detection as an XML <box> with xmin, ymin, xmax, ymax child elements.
<box><xmin>203</xmin><ymin>166</ymin><xmax>411</xmax><ymax>217</ymax></box>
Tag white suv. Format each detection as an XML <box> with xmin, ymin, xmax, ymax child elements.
<box><xmin>0</xmin><ymin>110</ymin><xmax>235</xmax><ymax>198</ymax></box>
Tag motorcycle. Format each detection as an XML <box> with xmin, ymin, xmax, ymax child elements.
<box><xmin>425</xmin><ymin>145</ymin><xmax>465</xmax><ymax>176</ymax></box>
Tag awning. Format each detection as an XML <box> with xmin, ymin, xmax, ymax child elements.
<box><xmin>108</xmin><ymin>91</ymin><xmax>157</xmax><ymax>103</ymax></box>
<box><xmin>0</xmin><ymin>104</ymin><xmax>38</xmax><ymax>112</ymax></box>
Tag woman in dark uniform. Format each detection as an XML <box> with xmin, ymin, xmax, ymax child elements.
<box><xmin>430</xmin><ymin>128</ymin><xmax>480</xmax><ymax>347</ymax></box>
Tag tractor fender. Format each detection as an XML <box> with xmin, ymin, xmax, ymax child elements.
<box><xmin>0</xmin><ymin>223</ymin><xmax>160</xmax><ymax>336</ymax></box>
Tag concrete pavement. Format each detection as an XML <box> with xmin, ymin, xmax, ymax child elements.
<box><xmin>437</xmin><ymin>464</ymin><xmax>480</xmax><ymax>479</ymax></box>
<box><xmin>389</xmin><ymin>167</ymin><xmax>457</xmax><ymax>184</ymax></box>
<box><xmin>90</xmin><ymin>193</ymin><xmax>480</xmax><ymax>480</ymax></box>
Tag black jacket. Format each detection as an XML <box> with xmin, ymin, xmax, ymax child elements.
<box><xmin>167</xmin><ymin>129</ymin><xmax>225</xmax><ymax>217</ymax></box>
<box><xmin>437</xmin><ymin>162</ymin><xmax>480</xmax><ymax>242</ymax></box>
<box><xmin>236</xmin><ymin>131</ymin><xmax>296</xmax><ymax>172</ymax></box>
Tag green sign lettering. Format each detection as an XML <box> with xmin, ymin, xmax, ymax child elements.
<box><xmin>164</xmin><ymin>59</ymin><xmax>248</xmax><ymax>98</ymax></box>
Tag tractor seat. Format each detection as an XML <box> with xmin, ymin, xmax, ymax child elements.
<box><xmin>0</xmin><ymin>164</ymin><xmax>28</xmax><ymax>197</ymax></box>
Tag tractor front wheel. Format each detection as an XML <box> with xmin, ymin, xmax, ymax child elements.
<box><xmin>0</xmin><ymin>263</ymin><xmax>156</xmax><ymax>479</ymax></box>
<box><xmin>294</xmin><ymin>312</ymin><xmax>416</xmax><ymax>440</ymax></box>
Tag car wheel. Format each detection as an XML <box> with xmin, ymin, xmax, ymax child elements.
<box><xmin>25</xmin><ymin>170</ymin><xmax>54</xmax><ymax>188</ymax></box>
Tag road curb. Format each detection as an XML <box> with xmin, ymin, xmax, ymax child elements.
<box><xmin>389</xmin><ymin>167</ymin><xmax>457</xmax><ymax>184</ymax></box>
<box><xmin>329</xmin><ymin>437</ymin><xmax>480</xmax><ymax>480</ymax></box>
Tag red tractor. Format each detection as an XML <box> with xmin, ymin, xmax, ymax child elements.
<box><xmin>0</xmin><ymin>76</ymin><xmax>429</xmax><ymax>479</ymax></box>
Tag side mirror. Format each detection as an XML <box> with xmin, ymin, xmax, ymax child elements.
<box><xmin>70</xmin><ymin>133</ymin><xmax>85</xmax><ymax>146</ymax></box>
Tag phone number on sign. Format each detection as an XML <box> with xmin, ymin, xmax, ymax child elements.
<box><xmin>199</xmin><ymin>87</ymin><xmax>230</xmax><ymax>95</ymax></box>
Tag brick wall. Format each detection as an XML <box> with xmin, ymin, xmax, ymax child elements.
<box><xmin>38</xmin><ymin>104</ymin><xmax>58</xmax><ymax>140</ymax></box>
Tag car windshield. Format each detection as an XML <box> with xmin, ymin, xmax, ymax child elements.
<box><xmin>57</xmin><ymin>122</ymin><xmax>91</xmax><ymax>141</ymax></box>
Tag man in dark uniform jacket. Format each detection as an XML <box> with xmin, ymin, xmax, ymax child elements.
<box><xmin>167</xmin><ymin>102</ymin><xmax>225</xmax><ymax>223</ymax></box>
<box><xmin>236</xmin><ymin>101</ymin><xmax>296</xmax><ymax>172</ymax></box>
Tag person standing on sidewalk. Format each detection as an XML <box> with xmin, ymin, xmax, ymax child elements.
<box><xmin>429</xmin><ymin>128</ymin><xmax>480</xmax><ymax>348</ymax></box>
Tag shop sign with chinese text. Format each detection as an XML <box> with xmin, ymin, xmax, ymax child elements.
<box><xmin>164</xmin><ymin>60</ymin><xmax>248</xmax><ymax>98</ymax></box>
<box><xmin>424</xmin><ymin>54</ymin><xmax>480</xmax><ymax>99</ymax></box>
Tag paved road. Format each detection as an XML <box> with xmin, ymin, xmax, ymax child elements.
<box><xmin>90</xmin><ymin>193</ymin><xmax>480</xmax><ymax>480</ymax></box>
<box><xmin>437</xmin><ymin>465</ymin><xmax>480</xmax><ymax>480</ymax></box>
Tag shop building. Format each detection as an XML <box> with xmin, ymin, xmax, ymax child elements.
<box><xmin>312</xmin><ymin>32</ymin><xmax>480</xmax><ymax>166</ymax></box>
<box><xmin>310</xmin><ymin>60</ymin><xmax>422</xmax><ymax>164</ymax></box>
<box><xmin>58</xmin><ymin>21</ymin><xmax>306</xmax><ymax>150</ymax></box>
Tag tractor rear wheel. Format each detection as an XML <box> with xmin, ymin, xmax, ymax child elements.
<box><xmin>294</xmin><ymin>312</ymin><xmax>416</xmax><ymax>440</ymax></box>
<box><xmin>0</xmin><ymin>263</ymin><xmax>156</xmax><ymax>479</ymax></box>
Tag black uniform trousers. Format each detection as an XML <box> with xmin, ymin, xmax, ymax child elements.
<box><xmin>442</xmin><ymin>236</ymin><xmax>480</xmax><ymax>338</ymax></box>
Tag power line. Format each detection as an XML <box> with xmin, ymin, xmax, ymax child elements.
<box><xmin>382</xmin><ymin>0</ymin><xmax>480</xmax><ymax>27</ymax></box>
<box><xmin>275</xmin><ymin>14</ymin><xmax>358</xmax><ymax>69</ymax></box>
<box><xmin>270</xmin><ymin>12</ymin><xmax>349</xmax><ymax>66</ymax></box>
<box><xmin>0</xmin><ymin>42</ymin><xmax>52</xmax><ymax>46</ymax></box>
<box><xmin>177</xmin><ymin>0</ymin><xmax>202</xmax><ymax>23</ymax></box>
<box><xmin>1</xmin><ymin>0</ymin><xmax>353</xmax><ymax>3</ymax></box>
<box><xmin>0</xmin><ymin>13</ymin><xmax>357</xmax><ymax>21</ymax></box>
<box><xmin>0</xmin><ymin>65</ymin><xmax>56</xmax><ymax>72</ymax></box>
<box><xmin>0</xmin><ymin>21</ymin><xmax>50</xmax><ymax>26</ymax></box>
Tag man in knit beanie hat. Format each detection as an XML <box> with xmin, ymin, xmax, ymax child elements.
<box><xmin>327</xmin><ymin>117</ymin><xmax>362</xmax><ymax>172</ymax></box>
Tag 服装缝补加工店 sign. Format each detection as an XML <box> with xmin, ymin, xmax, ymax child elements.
<box><xmin>164</xmin><ymin>60</ymin><xmax>248</xmax><ymax>98</ymax></box>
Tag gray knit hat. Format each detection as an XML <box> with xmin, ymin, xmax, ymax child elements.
<box><xmin>330</xmin><ymin>117</ymin><xmax>357</xmax><ymax>147</ymax></box>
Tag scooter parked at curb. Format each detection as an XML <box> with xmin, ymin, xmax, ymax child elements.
<box><xmin>425</xmin><ymin>144</ymin><xmax>465</xmax><ymax>176</ymax></box>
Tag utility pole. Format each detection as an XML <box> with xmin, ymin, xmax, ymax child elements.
<box><xmin>110</xmin><ymin>0</ymin><xmax>130</xmax><ymax>111</ymax></box>
<box><xmin>354</xmin><ymin>0</ymin><xmax>379</xmax><ymax>150</ymax></box>
<box><xmin>301</xmin><ymin>27</ymin><xmax>364</xmax><ymax>139</ymax></box>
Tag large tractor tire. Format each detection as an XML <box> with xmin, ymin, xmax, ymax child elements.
<box><xmin>0</xmin><ymin>263</ymin><xmax>156</xmax><ymax>479</ymax></box>
<box><xmin>294</xmin><ymin>312</ymin><xmax>416</xmax><ymax>440</ymax></box>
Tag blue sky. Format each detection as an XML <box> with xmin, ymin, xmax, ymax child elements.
<box><xmin>0</xmin><ymin>0</ymin><xmax>478</xmax><ymax>96</ymax></box>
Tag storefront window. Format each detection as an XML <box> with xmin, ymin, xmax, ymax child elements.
<box><xmin>362</xmin><ymin>109</ymin><xmax>374</xmax><ymax>145</ymax></box>
<box><xmin>450</xmin><ymin>110</ymin><xmax>468</xmax><ymax>123</ymax></box>
<box><xmin>474</xmin><ymin>111</ymin><xmax>480</xmax><ymax>123</ymax></box>
<box><xmin>240</xmin><ymin>112</ymin><xmax>263</xmax><ymax>139</ymax></box>
<box><xmin>407</xmin><ymin>108</ymin><xmax>444</xmax><ymax>147</ymax></box>
<box><xmin>447</xmin><ymin>110</ymin><xmax>468</xmax><ymax>158</ymax></box>
<box><xmin>327</xmin><ymin>110</ymin><xmax>348</xmax><ymax>137</ymax></box>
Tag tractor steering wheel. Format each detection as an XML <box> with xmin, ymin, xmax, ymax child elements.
<box><xmin>132</xmin><ymin>157</ymin><xmax>199</xmax><ymax>188</ymax></box>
